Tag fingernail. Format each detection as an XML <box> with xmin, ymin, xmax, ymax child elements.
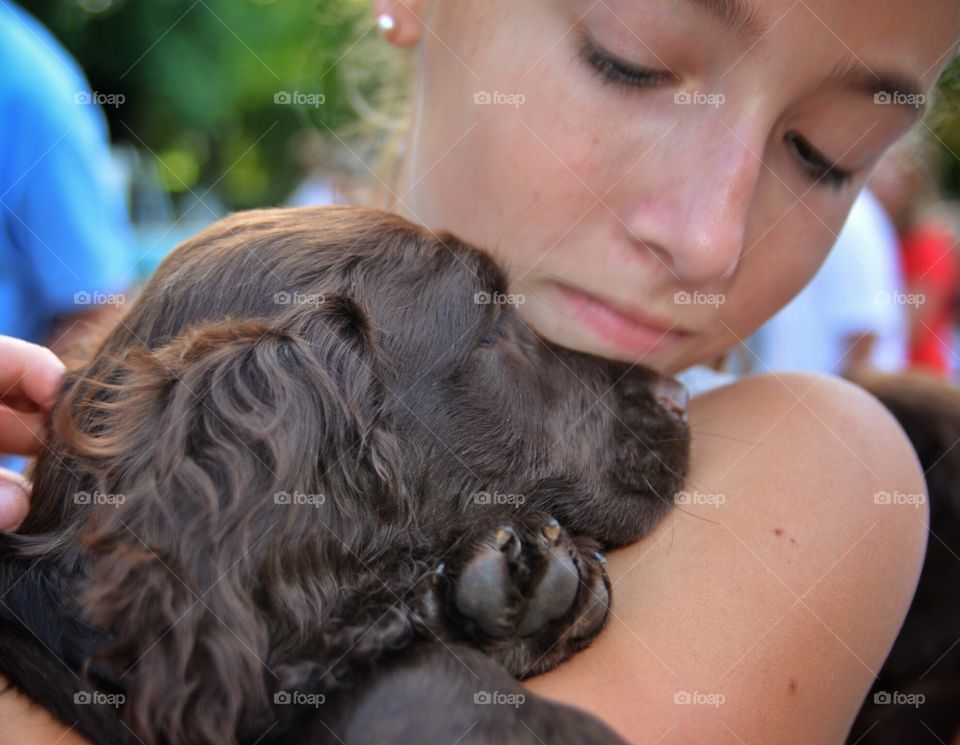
<box><xmin>0</xmin><ymin>484</ymin><xmax>28</xmax><ymax>531</ymax></box>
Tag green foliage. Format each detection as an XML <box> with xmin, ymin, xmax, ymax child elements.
<box><xmin>22</xmin><ymin>0</ymin><xmax>377</xmax><ymax>208</ymax></box>
<box><xmin>930</xmin><ymin>54</ymin><xmax>960</xmax><ymax>196</ymax></box>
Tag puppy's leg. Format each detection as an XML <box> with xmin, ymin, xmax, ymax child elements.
<box><xmin>429</xmin><ymin>512</ymin><xmax>611</xmax><ymax>677</ymax></box>
<box><xmin>267</xmin><ymin>559</ymin><xmax>431</xmax><ymax>698</ymax></box>
<box><xmin>311</xmin><ymin>642</ymin><xmax>628</xmax><ymax>745</ymax></box>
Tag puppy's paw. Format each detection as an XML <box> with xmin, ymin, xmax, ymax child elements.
<box><xmin>435</xmin><ymin>512</ymin><xmax>610</xmax><ymax>676</ymax></box>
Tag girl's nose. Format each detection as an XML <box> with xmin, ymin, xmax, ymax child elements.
<box><xmin>625</xmin><ymin>123</ymin><xmax>763</xmax><ymax>286</ymax></box>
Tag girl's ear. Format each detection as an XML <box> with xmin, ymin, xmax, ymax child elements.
<box><xmin>372</xmin><ymin>0</ymin><xmax>428</xmax><ymax>47</ymax></box>
<box><xmin>68</xmin><ymin>302</ymin><xmax>403</xmax><ymax>745</ymax></box>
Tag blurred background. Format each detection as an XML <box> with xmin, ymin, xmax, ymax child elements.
<box><xmin>14</xmin><ymin>0</ymin><xmax>403</xmax><ymax>281</ymax></box>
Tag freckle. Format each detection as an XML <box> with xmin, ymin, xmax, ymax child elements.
<box><xmin>592</xmin><ymin>136</ymin><xmax>599</xmax><ymax>146</ymax></box>
<box><xmin>788</xmin><ymin>679</ymin><xmax>798</xmax><ymax>695</ymax></box>
<box><xmin>773</xmin><ymin>527</ymin><xmax>784</xmax><ymax>537</ymax></box>
<box><xmin>790</xmin><ymin>537</ymin><xmax>797</xmax><ymax>544</ymax></box>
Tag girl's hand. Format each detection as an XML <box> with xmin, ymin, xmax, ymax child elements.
<box><xmin>0</xmin><ymin>336</ymin><xmax>65</xmax><ymax>530</ymax></box>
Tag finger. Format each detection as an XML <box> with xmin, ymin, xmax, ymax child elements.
<box><xmin>0</xmin><ymin>405</ymin><xmax>48</xmax><ymax>456</ymax></box>
<box><xmin>0</xmin><ymin>335</ymin><xmax>66</xmax><ymax>410</ymax></box>
<box><xmin>0</xmin><ymin>467</ymin><xmax>30</xmax><ymax>531</ymax></box>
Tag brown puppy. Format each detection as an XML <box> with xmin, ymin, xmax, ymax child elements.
<box><xmin>0</xmin><ymin>206</ymin><xmax>690</xmax><ymax>745</ymax></box>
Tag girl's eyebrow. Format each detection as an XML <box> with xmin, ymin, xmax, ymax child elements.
<box><xmin>686</xmin><ymin>0</ymin><xmax>925</xmax><ymax>116</ymax></box>
<box><xmin>685</xmin><ymin>0</ymin><xmax>766</xmax><ymax>42</ymax></box>
<box><xmin>829</xmin><ymin>56</ymin><xmax>926</xmax><ymax>116</ymax></box>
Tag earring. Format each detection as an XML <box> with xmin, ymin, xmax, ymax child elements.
<box><xmin>376</xmin><ymin>13</ymin><xmax>396</xmax><ymax>37</ymax></box>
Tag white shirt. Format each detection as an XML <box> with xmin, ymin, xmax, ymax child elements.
<box><xmin>752</xmin><ymin>187</ymin><xmax>907</xmax><ymax>374</ymax></box>
<box><xmin>676</xmin><ymin>365</ymin><xmax>738</xmax><ymax>397</ymax></box>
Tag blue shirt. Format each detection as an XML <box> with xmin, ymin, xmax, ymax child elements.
<box><xmin>0</xmin><ymin>3</ymin><xmax>132</xmax><ymax>345</ymax></box>
<box><xmin>1</xmin><ymin>4</ymin><xmax>133</xmax><ymax>474</ymax></box>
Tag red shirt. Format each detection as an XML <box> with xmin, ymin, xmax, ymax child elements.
<box><xmin>899</xmin><ymin>220</ymin><xmax>958</xmax><ymax>375</ymax></box>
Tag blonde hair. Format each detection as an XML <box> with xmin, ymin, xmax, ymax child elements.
<box><xmin>331</xmin><ymin>14</ymin><xmax>416</xmax><ymax>210</ymax></box>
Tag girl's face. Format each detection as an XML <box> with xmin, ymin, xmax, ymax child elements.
<box><xmin>390</xmin><ymin>0</ymin><xmax>959</xmax><ymax>374</ymax></box>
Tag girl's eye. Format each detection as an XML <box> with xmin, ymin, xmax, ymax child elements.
<box><xmin>786</xmin><ymin>131</ymin><xmax>853</xmax><ymax>190</ymax></box>
<box><xmin>577</xmin><ymin>28</ymin><xmax>671</xmax><ymax>89</ymax></box>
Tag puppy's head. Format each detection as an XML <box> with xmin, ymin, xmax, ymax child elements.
<box><xmin>23</xmin><ymin>206</ymin><xmax>689</xmax><ymax>744</ymax></box>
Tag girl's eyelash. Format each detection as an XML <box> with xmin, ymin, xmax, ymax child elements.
<box><xmin>786</xmin><ymin>132</ymin><xmax>853</xmax><ymax>190</ymax></box>
<box><xmin>577</xmin><ymin>29</ymin><xmax>853</xmax><ymax>192</ymax></box>
<box><xmin>576</xmin><ymin>30</ymin><xmax>668</xmax><ymax>89</ymax></box>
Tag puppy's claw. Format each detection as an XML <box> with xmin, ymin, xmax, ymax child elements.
<box><xmin>542</xmin><ymin>518</ymin><xmax>562</xmax><ymax>544</ymax></box>
<box><xmin>495</xmin><ymin>526</ymin><xmax>516</xmax><ymax>550</ymax></box>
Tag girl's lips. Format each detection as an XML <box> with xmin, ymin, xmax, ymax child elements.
<box><xmin>556</xmin><ymin>283</ymin><xmax>690</xmax><ymax>357</ymax></box>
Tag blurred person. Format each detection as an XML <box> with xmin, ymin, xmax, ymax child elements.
<box><xmin>752</xmin><ymin>186</ymin><xmax>908</xmax><ymax>374</ymax></box>
<box><xmin>0</xmin><ymin>2</ymin><xmax>133</xmax><ymax>473</ymax></box>
<box><xmin>870</xmin><ymin>131</ymin><xmax>959</xmax><ymax>377</ymax></box>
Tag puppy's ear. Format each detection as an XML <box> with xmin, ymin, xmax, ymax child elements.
<box><xmin>65</xmin><ymin>302</ymin><xmax>399</xmax><ymax>745</ymax></box>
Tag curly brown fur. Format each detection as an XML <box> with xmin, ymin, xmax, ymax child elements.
<box><xmin>0</xmin><ymin>205</ymin><xmax>690</xmax><ymax>745</ymax></box>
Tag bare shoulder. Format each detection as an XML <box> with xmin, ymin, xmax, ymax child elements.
<box><xmin>701</xmin><ymin>369</ymin><xmax>920</xmax><ymax>452</ymax></box>
<box><xmin>525</xmin><ymin>371</ymin><xmax>928</xmax><ymax>745</ymax></box>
